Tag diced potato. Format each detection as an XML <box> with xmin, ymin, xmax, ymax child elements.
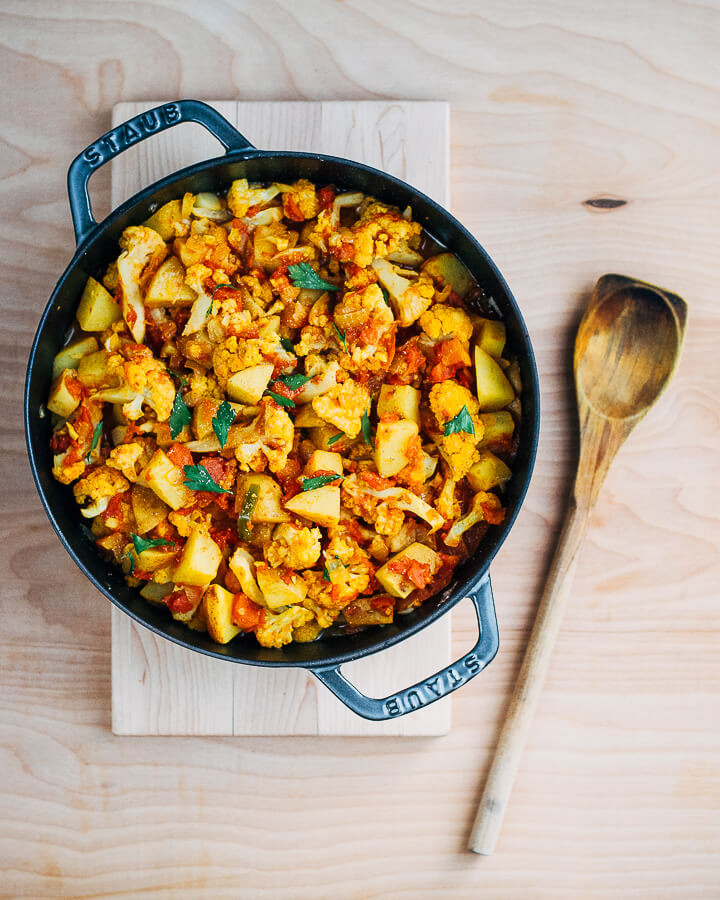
<box><xmin>374</xmin><ymin>419</ymin><xmax>419</xmax><ymax>478</ymax></box>
<box><xmin>236</xmin><ymin>473</ymin><xmax>290</xmax><ymax>523</ymax></box>
<box><xmin>131</xmin><ymin>484</ymin><xmax>169</xmax><ymax>534</ymax></box>
<box><xmin>143</xmin><ymin>199</ymin><xmax>184</xmax><ymax>241</ymax></box>
<box><xmin>467</xmin><ymin>450</ymin><xmax>512</xmax><ymax>492</ymax></box>
<box><xmin>256</xmin><ymin>565</ymin><xmax>308</xmax><ymax>611</ymax></box>
<box><xmin>377</xmin><ymin>384</ymin><xmax>420</xmax><ymax>423</ymax></box>
<box><xmin>135</xmin><ymin>546</ymin><xmax>178</xmax><ymax>572</ymax></box>
<box><xmin>284</xmin><ymin>484</ymin><xmax>340</xmax><ymax>528</ymax></box>
<box><xmin>474</xmin><ymin>345</ymin><xmax>515</xmax><ymax>411</ymax></box>
<box><xmin>173</xmin><ymin>526</ymin><xmax>222</xmax><ymax>587</ymax></box>
<box><xmin>76</xmin><ymin>277</ymin><xmax>122</xmax><ymax>331</ymax></box>
<box><xmin>477</xmin><ymin>411</ymin><xmax>515</xmax><ymax>450</ymax></box>
<box><xmin>421</xmin><ymin>252</ymin><xmax>474</xmax><ymax>297</ymax></box>
<box><xmin>308</xmin><ymin>425</ymin><xmax>352</xmax><ymax>452</ymax></box>
<box><xmin>375</xmin><ymin>542</ymin><xmax>441</xmax><ymax>599</ymax></box>
<box><xmin>477</xmin><ymin>318</ymin><xmax>506</xmax><ymax>359</ymax></box>
<box><xmin>145</xmin><ymin>256</ymin><xmax>197</xmax><ymax>308</ymax></box>
<box><xmin>203</xmin><ymin>584</ymin><xmax>242</xmax><ymax>644</ymax></box>
<box><xmin>52</xmin><ymin>335</ymin><xmax>99</xmax><ymax>379</ymax></box>
<box><xmin>294</xmin><ymin>405</ymin><xmax>327</xmax><ymax>428</ymax></box>
<box><xmin>77</xmin><ymin>349</ymin><xmax>113</xmax><ymax>389</ymax></box>
<box><xmin>47</xmin><ymin>369</ymin><xmax>81</xmax><ymax>418</ymax></box>
<box><xmin>228</xmin><ymin>548</ymin><xmax>265</xmax><ymax>606</ymax></box>
<box><xmin>305</xmin><ymin>450</ymin><xmax>343</xmax><ymax>477</ymax></box>
<box><xmin>227</xmin><ymin>364</ymin><xmax>275</xmax><ymax>404</ymax></box>
<box><xmin>140</xmin><ymin>448</ymin><xmax>194</xmax><ymax>510</ymax></box>
<box><xmin>194</xmin><ymin>192</ymin><xmax>223</xmax><ymax>211</ymax></box>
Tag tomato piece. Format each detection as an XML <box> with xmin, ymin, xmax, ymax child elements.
<box><xmin>231</xmin><ymin>593</ymin><xmax>266</xmax><ymax>631</ymax></box>
<box><xmin>386</xmin><ymin>557</ymin><xmax>433</xmax><ymax>589</ymax></box>
<box><xmin>360</xmin><ymin>470</ymin><xmax>394</xmax><ymax>491</ymax></box>
<box><xmin>167</xmin><ymin>443</ymin><xmax>193</xmax><ymax>470</ymax></box>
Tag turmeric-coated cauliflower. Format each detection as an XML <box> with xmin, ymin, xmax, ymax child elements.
<box><xmin>234</xmin><ymin>399</ymin><xmax>295</xmax><ymax>474</ymax></box>
<box><xmin>351</xmin><ymin>211</ymin><xmax>422</xmax><ymax>268</ymax></box>
<box><xmin>117</xmin><ymin>226</ymin><xmax>168</xmax><ymax>344</ymax></box>
<box><xmin>72</xmin><ymin>466</ymin><xmax>129</xmax><ymax>518</ymax></box>
<box><xmin>226</xmin><ymin>179</ymin><xmax>281</xmax><ymax>218</ymax></box>
<box><xmin>212</xmin><ymin>334</ymin><xmax>282</xmax><ymax>389</ymax></box>
<box><xmin>311</xmin><ymin>378</ymin><xmax>370</xmax><ymax>439</ymax></box>
<box><xmin>255</xmin><ymin>605</ymin><xmax>314</xmax><ymax>648</ymax></box>
<box><xmin>265</xmin><ymin>522</ymin><xmax>322</xmax><ymax>570</ymax></box>
<box><xmin>419</xmin><ymin>304</ymin><xmax>473</xmax><ymax>345</ymax></box>
<box><xmin>372</xmin><ymin>258</ymin><xmax>435</xmax><ymax>327</ymax></box>
<box><xmin>429</xmin><ymin>381</ymin><xmax>484</xmax><ymax>480</ymax></box>
<box><xmin>282</xmin><ymin>179</ymin><xmax>320</xmax><ymax>221</ymax></box>
<box><xmin>106</xmin><ymin>443</ymin><xmax>145</xmax><ymax>482</ymax></box>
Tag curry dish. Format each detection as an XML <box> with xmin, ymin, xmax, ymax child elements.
<box><xmin>47</xmin><ymin>180</ymin><xmax>520</xmax><ymax>648</ymax></box>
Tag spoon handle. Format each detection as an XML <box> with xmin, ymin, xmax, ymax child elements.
<box><xmin>468</xmin><ymin>499</ymin><xmax>589</xmax><ymax>855</ymax></box>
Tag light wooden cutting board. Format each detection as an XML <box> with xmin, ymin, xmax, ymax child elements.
<box><xmin>110</xmin><ymin>100</ymin><xmax>453</xmax><ymax>736</ymax></box>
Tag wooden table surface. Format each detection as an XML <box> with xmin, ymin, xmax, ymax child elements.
<box><xmin>2</xmin><ymin>2</ymin><xmax>719</xmax><ymax>898</ymax></box>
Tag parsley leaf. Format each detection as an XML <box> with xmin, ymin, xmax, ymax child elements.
<box><xmin>169</xmin><ymin>385</ymin><xmax>191</xmax><ymax>438</ymax></box>
<box><xmin>322</xmin><ymin>566</ymin><xmax>330</xmax><ymax>582</ymax></box>
<box><xmin>280</xmin><ymin>337</ymin><xmax>295</xmax><ymax>353</ymax></box>
<box><xmin>301</xmin><ymin>474</ymin><xmax>342</xmax><ymax>492</ymax></box>
<box><xmin>361</xmin><ymin>409</ymin><xmax>374</xmax><ymax>447</ymax></box>
<box><xmin>287</xmin><ymin>262</ymin><xmax>340</xmax><ymax>292</ymax></box>
<box><xmin>126</xmin><ymin>552</ymin><xmax>135</xmax><ymax>576</ymax></box>
<box><xmin>183</xmin><ymin>464</ymin><xmax>232</xmax><ymax>494</ymax></box>
<box><xmin>327</xmin><ymin>432</ymin><xmax>344</xmax><ymax>445</ymax></box>
<box><xmin>276</xmin><ymin>373</ymin><xmax>311</xmax><ymax>390</ymax></box>
<box><xmin>212</xmin><ymin>400</ymin><xmax>237</xmax><ymax>449</ymax></box>
<box><xmin>444</xmin><ymin>405</ymin><xmax>475</xmax><ymax>436</ymax></box>
<box><xmin>380</xmin><ymin>286</ymin><xmax>390</xmax><ymax>304</ymax></box>
<box><xmin>86</xmin><ymin>422</ymin><xmax>102</xmax><ymax>461</ymax></box>
<box><xmin>334</xmin><ymin>323</ymin><xmax>348</xmax><ymax>352</ymax></box>
<box><xmin>265</xmin><ymin>389</ymin><xmax>295</xmax><ymax>409</ymax></box>
<box><xmin>131</xmin><ymin>534</ymin><xmax>173</xmax><ymax>555</ymax></box>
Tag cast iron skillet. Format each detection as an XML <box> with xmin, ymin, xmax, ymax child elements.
<box><xmin>25</xmin><ymin>100</ymin><xmax>539</xmax><ymax>720</ymax></box>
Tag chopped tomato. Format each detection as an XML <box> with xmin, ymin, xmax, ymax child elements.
<box><xmin>370</xmin><ymin>596</ymin><xmax>395</xmax><ymax>616</ymax></box>
<box><xmin>211</xmin><ymin>525</ymin><xmax>239</xmax><ymax>552</ymax></box>
<box><xmin>284</xmin><ymin>194</ymin><xmax>304</xmax><ymax>222</ymax></box>
<box><xmin>167</xmin><ymin>443</ymin><xmax>193</xmax><ymax>470</ymax></box>
<box><xmin>318</xmin><ymin>185</ymin><xmax>335</xmax><ymax>211</ymax></box>
<box><xmin>360</xmin><ymin>470</ymin><xmax>394</xmax><ymax>491</ymax></box>
<box><xmin>387</xmin><ymin>339</ymin><xmax>426</xmax><ymax>384</ymax></box>
<box><xmin>165</xmin><ymin>585</ymin><xmax>202</xmax><ymax>615</ymax></box>
<box><xmin>428</xmin><ymin>337</ymin><xmax>470</xmax><ymax>383</ymax></box>
<box><xmin>386</xmin><ymin>556</ymin><xmax>433</xmax><ymax>590</ymax></box>
<box><xmin>49</xmin><ymin>430</ymin><xmax>72</xmax><ymax>453</ymax></box>
<box><xmin>199</xmin><ymin>455</ymin><xmax>226</xmax><ymax>484</ymax></box>
<box><xmin>102</xmin><ymin>492</ymin><xmax>126</xmax><ymax>525</ymax></box>
<box><xmin>231</xmin><ymin>593</ymin><xmax>266</xmax><ymax>631</ymax></box>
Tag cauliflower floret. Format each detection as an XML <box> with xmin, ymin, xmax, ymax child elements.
<box><xmin>116</xmin><ymin>226</ymin><xmax>168</xmax><ymax>344</ymax></box>
<box><xmin>293</xmin><ymin>324</ymin><xmax>333</xmax><ymax>357</ymax></box>
<box><xmin>429</xmin><ymin>381</ymin><xmax>484</xmax><ymax>480</ymax></box>
<box><xmin>435</xmin><ymin>475</ymin><xmax>461</xmax><ymax>521</ymax></box>
<box><xmin>120</xmin><ymin>352</ymin><xmax>176</xmax><ymax>421</ymax></box>
<box><xmin>311</xmin><ymin>378</ymin><xmax>370</xmax><ymax>438</ymax></box>
<box><xmin>183</xmin><ymin>370</ymin><xmax>223</xmax><ymax>406</ymax></box>
<box><xmin>282</xmin><ymin>179</ymin><xmax>320</xmax><ymax>221</ymax></box>
<box><xmin>351</xmin><ymin>211</ymin><xmax>422</xmax><ymax>268</ymax></box>
<box><xmin>333</xmin><ymin>283</ymin><xmax>395</xmax><ymax>374</ymax></box>
<box><xmin>301</xmin><ymin>586</ymin><xmax>340</xmax><ymax>629</ymax></box>
<box><xmin>168</xmin><ymin>508</ymin><xmax>213</xmax><ymax>538</ymax></box>
<box><xmin>265</xmin><ymin>523</ymin><xmax>322</xmax><ymax>570</ymax></box>
<box><xmin>341</xmin><ymin>473</ymin><xmax>444</xmax><ymax>534</ymax></box>
<box><xmin>443</xmin><ymin>491</ymin><xmax>505</xmax><ymax>548</ymax></box>
<box><xmin>212</xmin><ymin>334</ymin><xmax>284</xmax><ymax>390</ymax></box>
<box><xmin>106</xmin><ymin>443</ymin><xmax>144</xmax><ymax>482</ymax></box>
<box><xmin>254</xmin><ymin>605</ymin><xmax>314</xmax><ymax>649</ymax></box>
<box><xmin>304</xmin><ymin>534</ymin><xmax>373</xmax><ymax>610</ymax></box>
<box><xmin>72</xmin><ymin>465</ymin><xmax>129</xmax><ymax>518</ymax></box>
<box><xmin>238</xmin><ymin>274</ymin><xmax>274</xmax><ymax>316</ymax></box>
<box><xmin>234</xmin><ymin>399</ymin><xmax>295</xmax><ymax>474</ymax></box>
<box><xmin>226</xmin><ymin>179</ymin><xmax>281</xmax><ymax>218</ymax></box>
<box><xmin>419</xmin><ymin>304</ymin><xmax>474</xmax><ymax>346</ymax></box>
<box><xmin>372</xmin><ymin>258</ymin><xmax>435</xmax><ymax>327</ymax></box>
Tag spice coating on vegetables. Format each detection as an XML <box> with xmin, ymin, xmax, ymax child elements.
<box><xmin>47</xmin><ymin>181</ymin><xmax>520</xmax><ymax>647</ymax></box>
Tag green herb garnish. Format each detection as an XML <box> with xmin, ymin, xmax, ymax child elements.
<box><xmin>212</xmin><ymin>400</ymin><xmax>237</xmax><ymax>449</ymax></box>
<box><xmin>380</xmin><ymin>286</ymin><xmax>390</xmax><ymax>304</ymax></box>
<box><xmin>361</xmin><ymin>409</ymin><xmax>374</xmax><ymax>447</ymax></box>
<box><xmin>280</xmin><ymin>337</ymin><xmax>295</xmax><ymax>353</ymax></box>
<box><xmin>322</xmin><ymin>566</ymin><xmax>330</xmax><ymax>582</ymax></box>
<box><xmin>333</xmin><ymin>323</ymin><xmax>348</xmax><ymax>352</ymax></box>
<box><xmin>169</xmin><ymin>385</ymin><xmax>191</xmax><ymax>438</ymax></box>
<box><xmin>237</xmin><ymin>484</ymin><xmax>260</xmax><ymax>542</ymax></box>
<box><xmin>444</xmin><ymin>405</ymin><xmax>475</xmax><ymax>436</ymax></box>
<box><xmin>126</xmin><ymin>553</ymin><xmax>135</xmax><ymax>576</ymax></box>
<box><xmin>301</xmin><ymin>474</ymin><xmax>342</xmax><ymax>492</ymax></box>
<box><xmin>131</xmin><ymin>534</ymin><xmax>173</xmax><ymax>555</ymax></box>
<box><xmin>183</xmin><ymin>464</ymin><xmax>232</xmax><ymax>494</ymax></box>
<box><xmin>287</xmin><ymin>262</ymin><xmax>340</xmax><ymax>292</ymax></box>
<box><xmin>86</xmin><ymin>422</ymin><xmax>102</xmax><ymax>461</ymax></box>
<box><xmin>277</xmin><ymin>373</ymin><xmax>311</xmax><ymax>390</ymax></box>
<box><xmin>327</xmin><ymin>432</ymin><xmax>344</xmax><ymax>445</ymax></box>
<box><xmin>265</xmin><ymin>389</ymin><xmax>295</xmax><ymax>409</ymax></box>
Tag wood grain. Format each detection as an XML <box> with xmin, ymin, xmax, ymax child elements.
<box><xmin>1</xmin><ymin>1</ymin><xmax>719</xmax><ymax>897</ymax></box>
<box><xmin>110</xmin><ymin>99</ymin><xmax>453</xmax><ymax>737</ymax></box>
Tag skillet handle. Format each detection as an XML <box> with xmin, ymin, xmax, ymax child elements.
<box><xmin>311</xmin><ymin>575</ymin><xmax>499</xmax><ymax>721</ymax></box>
<box><xmin>67</xmin><ymin>99</ymin><xmax>255</xmax><ymax>246</ymax></box>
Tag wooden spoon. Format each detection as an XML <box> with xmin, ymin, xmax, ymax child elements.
<box><xmin>468</xmin><ymin>274</ymin><xmax>687</xmax><ymax>856</ymax></box>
